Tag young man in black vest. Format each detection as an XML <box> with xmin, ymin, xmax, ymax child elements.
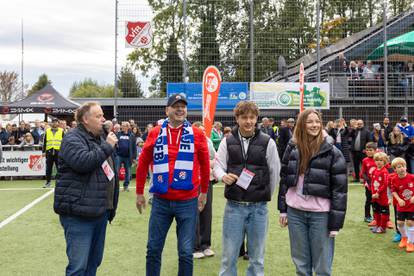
<box><xmin>214</xmin><ymin>101</ymin><xmax>281</xmax><ymax>276</ymax></box>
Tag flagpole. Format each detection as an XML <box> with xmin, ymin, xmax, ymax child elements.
<box><xmin>21</xmin><ymin>18</ymin><xmax>24</xmax><ymax>99</ymax></box>
<box><xmin>114</xmin><ymin>0</ymin><xmax>119</xmax><ymax>119</ymax></box>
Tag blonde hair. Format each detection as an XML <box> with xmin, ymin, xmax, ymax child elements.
<box><xmin>373</xmin><ymin>152</ymin><xmax>389</xmax><ymax>164</ymax></box>
<box><xmin>293</xmin><ymin>109</ymin><xmax>324</xmax><ymax>175</ymax></box>
<box><xmin>391</xmin><ymin>157</ymin><xmax>406</xmax><ymax>169</ymax></box>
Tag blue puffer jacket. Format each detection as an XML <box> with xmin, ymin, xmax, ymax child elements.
<box><xmin>54</xmin><ymin>125</ymin><xmax>119</xmax><ymax>222</ymax></box>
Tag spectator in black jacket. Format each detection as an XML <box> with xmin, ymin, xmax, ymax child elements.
<box><xmin>349</xmin><ymin>120</ymin><xmax>372</xmax><ymax>182</ymax></box>
<box><xmin>0</xmin><ymin>122</ymin><xmax>9</xmax><ymax>145</ymax></box>
<box><xmin>381</xmin><ymin>117</ymin><xmax>393</xmax><ymax>144</ymax></box>
<box><xmin>277</xmin><ymin>118</ymin><xmax>295</xmax><ymax>158</ymax></box>
<box><xmin>278</xmin><ymin>109</ymin><xmax>347</xmax><ymax>276</ymax></box>
<box><xmin>54</xmin><ymin>102</ymin><xmax>119</xmax><ymax>276</ymax></box>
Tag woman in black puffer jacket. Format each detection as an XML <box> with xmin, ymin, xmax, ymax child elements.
<box><xmin>278</xmin><ymin>109</ymin><xmax>348</xmax><ymax>276</ymax></box>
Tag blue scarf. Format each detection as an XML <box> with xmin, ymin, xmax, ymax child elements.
<box><xmin>151</xmin><ymin>119</ymin><xmax>194</xmax><ymax>194</ymax></box>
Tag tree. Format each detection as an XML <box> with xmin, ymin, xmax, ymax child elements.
<box><xmin>118</xmin><ymin>66</ymin><xmax>144</xmax><ymax>98</ymax></box>
<box><xmin>28</xmin><ymin>73</ymin><xmax>51</xmax><ymax>96</ymax></box>
<box><xmin>69</xmin><ymin>78</ymin><xmax>118</xmax><ymax>98</ymax></box>
<box><xmin>0</xmin><ymin>71</ymin><xmax>23</xmax><ymax>102</ymax></box>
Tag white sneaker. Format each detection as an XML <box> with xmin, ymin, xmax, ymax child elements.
<box><xmin>193</xmin><ymin>252</ymin><xmax>205</xmax><ymax>259</ymax></box>
<box><xmin>203</xmin><ymin>248</ymin><xmax>215</xmax><ymax>257</ymax></box>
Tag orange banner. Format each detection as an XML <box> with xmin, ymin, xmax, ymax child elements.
<box><xmin>299</xmin><ymin>63</ymin><xmax>305</xmax><ymax>112</ymax></box>
<box><xmin>202</xmin><ymin>66</ymin><xmax>222</xmax><ymax>137</ymax></box>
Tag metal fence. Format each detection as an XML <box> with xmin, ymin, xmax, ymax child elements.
<box><xmin>110</xmin><ymin>0</ymin><xmax>414</xmax><ymax>128</ymax></box>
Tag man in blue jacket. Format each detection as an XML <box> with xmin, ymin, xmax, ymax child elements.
<box><xmin>54</xmin><ymin>102</ymin><xmax>119</xmax><ymax>276</ymax></box>
<box><xmin>116</xmin><ymin>121</ymin><xmax>137</xmax><ymax>191</ymax></box>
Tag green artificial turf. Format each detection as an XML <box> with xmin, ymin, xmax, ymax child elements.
<box><xmin>0</xmin><ymin>180</ymin><xmax>412</xmax><ymax>275</ymax></box>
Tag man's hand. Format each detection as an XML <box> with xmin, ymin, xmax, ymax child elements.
<box><xmin>136</xmin><ymin>194</ymin><xmax>146</xmax><ymax>214</ymax></box>
<box><xmin>279</xmin><ymin>214</ymin><xmax>288</xmax><ymax>227</ymax></box>
<box><xmin>106</xmin><ymin>132</ymin><xmax>118</xmax><ymax>147</ymax></box>
<box><xmin>222</xmin><ymin>173</ymin><xmax>238</xmax><ymax>186</ymax></box>
<box><xmin>198</xmin><ymin>193</ymin><xmax>207</xmax><ymax>212</ymax></box>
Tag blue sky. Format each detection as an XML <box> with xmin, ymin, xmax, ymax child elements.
<box><xmin>0</xmin><ymin>0</ymin><xmax>152</xmax><ymax>98</ymax></box>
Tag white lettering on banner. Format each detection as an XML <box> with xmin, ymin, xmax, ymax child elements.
<box><xmin>203</xmin><ymin>94</ymin><xmax>212</xmax><ymax>121</ymax></box>
<box><xmin>0</xmin><ymin>151</ymin><xmax>45</xmax><ymax>176</ymax></box>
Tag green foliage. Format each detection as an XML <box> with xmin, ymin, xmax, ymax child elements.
<box><xmin>127</xmin><ymin>0</ymin><xmax>414</xmax><ymax>92</ymax></box>
<box><xmin>28</xmin><ymin>73</ymin><xmax>51</xmax><ymax>96</ymax></box>
<box><xmin>69</xmin><ymin>78</ymin><xmax>118</xmax><ymax>98</ymax></box>
<box><xmin>118</xmin><ymin>66</ymin><xmax>144</xmax><ymax>98</ymax></box>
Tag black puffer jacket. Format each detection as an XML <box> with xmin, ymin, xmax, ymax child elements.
<box><xmin>54</xmin><ymin>125</ymin><xmax>119</xmax><ymax>222</ymax></box>
<box><xmin>277</xmin><ymin>137</ymin><xmax>348</xmax><ymax>231</ymax></box>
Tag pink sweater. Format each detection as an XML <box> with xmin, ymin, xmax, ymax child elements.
<box><xmin>285</xmin><ymin>175</ymin><xmax>331</xmax><ymax>212</ymax></box>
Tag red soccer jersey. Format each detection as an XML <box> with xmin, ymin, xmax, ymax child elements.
<box><xmin>135</xmin><ymin>125</ymin><xmax>210</xmax><ymax>201</ymax></box>
<box><xmin>371</xmin><ymin>167</ymin><xmax>389</xmax><ymax>206</ymax></box>
<box><xmin>388</xmin><ymin>172</ymin><xmax>398</xmax><ymax>206</ymax></box>
<box><xmin>360</xmin><ymin>157</ymin><xmax>376</xmax><ymax>187</ymax></box>
<box><xmin>390</xmin><ymin>173</ymin><xmax>414</xmax><ymax>212</ymax></box>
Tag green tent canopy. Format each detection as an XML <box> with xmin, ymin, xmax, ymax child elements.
<box><xmin>367</xmin><ymin>30</ymin><xmax>414</xmax><ymax>62</ymax></box>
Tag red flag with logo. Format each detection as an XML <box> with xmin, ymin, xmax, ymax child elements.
<box><xmin>202</xmin><ymin>66</ymin><xmax>222</xmax><ymax>138</ymax></box>
<box><xmin>125</xmin><ymin>21</ymin><xmax>153</xmax><ymax>48</ymax></box>
<box><xmin>299</xmin><ymin>63</ymin><xmax>305</xmax><ymax>112</ymax></box>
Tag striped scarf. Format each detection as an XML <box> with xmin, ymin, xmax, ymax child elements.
<box><xmin>150</xmin><ymin>119</ymin><xmax>194</xmax><ymax>194</ymax></box>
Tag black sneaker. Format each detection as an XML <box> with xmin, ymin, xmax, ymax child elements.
<box><xmin>43</xmin><ymin>182</ymin><xmax>51</xmax><ymax>188</ymax></box>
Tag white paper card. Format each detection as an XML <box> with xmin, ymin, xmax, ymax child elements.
<box><xmin>235</xmin><ymin>168</ymin><xmax>255</xmax><ymax>190</ymax></box>
<box><xmin>102</xmin><ymin>160</ymin><xmax>115</xmax><ymax>181</ymax></box>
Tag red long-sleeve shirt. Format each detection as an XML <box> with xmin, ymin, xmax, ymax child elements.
<box><xmin>136</xmin><ymin>125</ymin><xmax>210</xmax><ymax>201</ymax></box>
<box><xmin>371</xmin><ymin>167</ymin><xmax>389</xmax><ymax>206</ymax></box>
<box><xmin>390</xmin><ymin>173</ymin><xmax>414</xmax><ymax>212</ymax></box>
<box><xmin>360</xmin><ymin>157</ymin><xmax>376</xmax><ymax>188</ymax></box>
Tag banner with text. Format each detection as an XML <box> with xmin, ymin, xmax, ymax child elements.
<box><xmin>167</xmin><ymin>82</ymin><xmax>248</xmax><ymax>110</ymax></box>
<box><xmin>250</xmin><ymin>82</ymin><xmax>330</xmax><ymax>110</ymax></box>
<box><xmin>0</xmin><ymin>151</ymin><xmax>45</xmax><ymax>176</ymax></box>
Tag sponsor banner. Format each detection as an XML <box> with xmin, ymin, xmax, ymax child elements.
<box><xmin>202</xmin><ymin>66</ymin><xmax>221</xmax><ymax>138</ymax></box>
<box><xmin>167</xmin><ymin>82</ymin><xmax>248</xmax><ymax>110</ymax></box>
<box><xmin>299</xmin><ymin>63</ymin><xmax>305</xmax><ymax>112</ymax></box>
<box><xmin>125</xmin><ymin>21</ymin><xmax>153</xmax><ymax>48</ymax></box>
<box><xmin>250</xmin><ymin>82</ymin><xmax>330</xmax><ymax>110</ymax></box>
<box><xmin>0</xmin><ymin>151</ymin><xmax>45</xmax><ymax>176</ymax></box>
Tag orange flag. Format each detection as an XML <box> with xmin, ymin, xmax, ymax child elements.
<box><xmin>202</xmin><ymin>66</ymin><xmax>222</xmax><ymax>137</ymax></box>
<box><xmin>299</xmin><ymin>63</ymin><xmax>305</xmax><ymax>112</ymax></box>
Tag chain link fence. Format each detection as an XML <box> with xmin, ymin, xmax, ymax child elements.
<box><xmin>110</xmin><ymin>0</ymin><xmax>414</xmax><ymax>129</ymax></box>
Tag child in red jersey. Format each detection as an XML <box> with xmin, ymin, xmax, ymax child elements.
<box><xmin>370</xmin><ymin>152</ymin><xmax>390</xmax><ymax>234</ymax></box>
<box><xmin>360</xmin><ymin>142</ymin><xmax>377</xmax><ymax>223</ymax></box>
<box><xmin>390</xmin><ymin>158</ymin><xmax>414</xmax><ymax>252</ymax></box>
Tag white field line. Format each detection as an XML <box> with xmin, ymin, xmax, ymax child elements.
<box><xmin>0</xmin><ymin>189</ymin><xmax>54</xmax><ymax>229</ymax></box>
<box><xmin>0</xmin><ymin>188</ymin><xmax>53</xmax><ymax>191</ymax></box>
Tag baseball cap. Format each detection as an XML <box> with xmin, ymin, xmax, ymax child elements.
<box><xmin>167</xmin><ymin>93</ymin><xmax>187</xmax><ymax>107</ymax></box>
<box><xmin>400</xmin><ymin>116</ymin><xmax>408</xmax><ymax>122</ymax></box>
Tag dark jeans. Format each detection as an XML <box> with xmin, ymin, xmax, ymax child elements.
<box><xmin>146</xmin><ymin>196</ymin><xmax>198</xmax><ymax>276</ymax></box>
<box><xmin>352</xmin><ymin>151</ymin><xmax>366</xmax><ymax>181</ymax></box>
<box><xmin>195</xmin><ymin>182</ymin><xmax>213</xmax><ymax>252</ymax></box>
<box><xmin>365</xmin><ymin>186</ymin><xmax>372</xmax><ymax>218</ymax></box>
<box><xmin>115</xmin><ymin>155</ymin><xmax>131</xmax><ymax>187</ymax></box>
<box><xmin>59</xmin><ymin>211</ymin><xmax>109</xmax><ymax>276</ymax></box>
<box><xmin>45</xmin><ymin>150</ymin><xmax>59</xmax><ymax>182</ymax></box>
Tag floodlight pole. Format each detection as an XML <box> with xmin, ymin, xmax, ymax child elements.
<box><xmin>183</xmin><ymin>0</ymin><xmax>188</xmax><ymax>83</ymax></box>
<box><xmin>316</xmin><ymin>0</ymin><xmax>321</xmax><ymax>82</ymax></box>
<box><xmin>250</xmin><ymin>0</ymin><xmax>254</xmax><ymax>82</ymax></box>
<box><xmin>383</xmin><ymin>0</ymin><xmax>389</xmax><ymax>117</ymax></box>
<box><xmin>114</xmin><ymin>0</ymin><xmax>119</xmax><ymax>119</ymax></box>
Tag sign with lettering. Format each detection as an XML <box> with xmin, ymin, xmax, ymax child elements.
<box><xmin>0</xmin><ymin>150</ymin><xmax>45</xmax><ymax>176</ymax></box>
<box><xmin>125</xmin><ymin>21</ymin><xmax>153</xmax><ymax>48</ymax></box>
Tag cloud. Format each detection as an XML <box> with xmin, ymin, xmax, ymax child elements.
<box><xmin>0</xmin><ymin>0</ymin><xmax>152</xmax><ymax>97</ymax></box>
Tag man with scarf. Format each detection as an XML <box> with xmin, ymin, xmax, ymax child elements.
<box><xmin>135</xmin><ymin>93</ymin><xmax>210</xmax><ymax>276</ymax></box>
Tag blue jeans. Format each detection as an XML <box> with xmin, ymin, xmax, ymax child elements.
<box><xmin>220</xmin><ymin>200</ymin><xmax>268</xmax><ymax>276</ymax></box>
<box><xmin>287</xmin><ymin>207</ymin><xmax>335</xmax><ymax>276</ymax></box>
<box><xmin>146</xmin><ymin>196</ymin><xmax>198</xmax><ymax>276</ymax></box>
<box><xmin>59</xmin><ymin>211</ymin><xmax>109</xmax><ymax>276</ymax></box>
<box><xmin>115</xmin><ymin>155</ymin><xmax>131</xmax><ymax>187</ymax></box>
